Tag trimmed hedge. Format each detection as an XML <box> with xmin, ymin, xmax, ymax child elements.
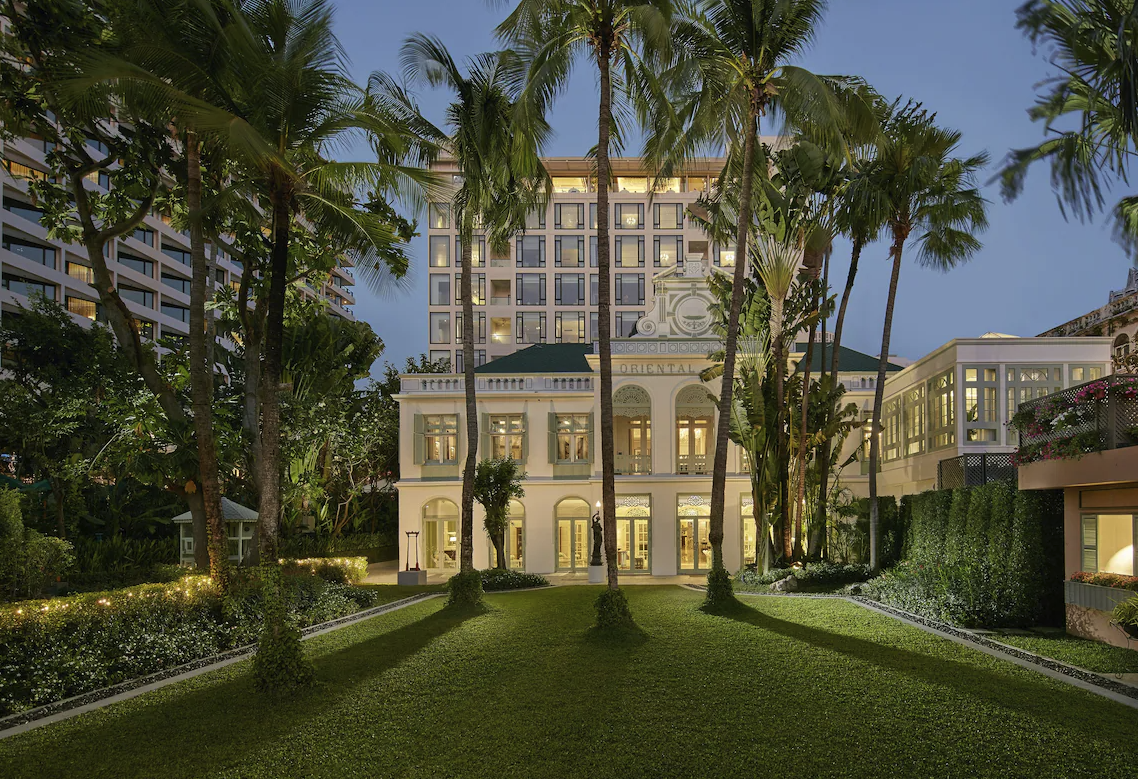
<box><xmin>862</xmin><ymin>482</ymin><xmax>1064</xmax><ymax>627</ymax></box>
<box><xmin>480</xmin><ymin>568</ymin><xmax>549</xmax><ymax>591</ymax></box>
<box><xmin>279</xmin><ymin>532</ymin><xmax>396</xmax><ymax>564</ymax></box>
<box><xmin>0</xmin><ymin>572</ymin><xmax>385</xmax><ymax>716</ymax></box>
<box><xmin>281</xmin><ymin>557</ymin><xmax>368</xmax><ymax>584</ymax></box>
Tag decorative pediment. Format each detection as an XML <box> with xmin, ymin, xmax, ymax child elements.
<box><xmin>627</xmin><ymin>255</ymin><xmax>725</xmax><ymax>340</ymax></box>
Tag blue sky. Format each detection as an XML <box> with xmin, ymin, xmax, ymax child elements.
<box><xmin>331</xmin><ymin>0</ymin><xmax>1131</xmax><ymax>372</ymax></box>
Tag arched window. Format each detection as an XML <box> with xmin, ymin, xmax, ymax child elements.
<box><xmin>613</xmin><ymin>385</ymin><xmax>652</xmax><ymax>474</ymax></box>
<box><xmin>1114</xmin><ymin>333</ymin><xmax>1130</xmax><ymax>359</ymax></box>
<box><xmin>556</xmin><ymin>498</ymin><xmax>593</xmax><ymax>571</ymax></box>
<box><xmin>675</xmin><ymin>385</ymin><xmax>716</xmax><ymax>475</ymax></box>
<box><xmin>422</xmin><ymin>498</ymin><xmax>459</xmax><ymax>570</ymax></box>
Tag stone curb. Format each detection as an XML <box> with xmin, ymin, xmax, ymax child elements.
<box><xmin>0</xmin><ymin>592</ymin><xmax>442</xmax><ymax>739</ymax></box>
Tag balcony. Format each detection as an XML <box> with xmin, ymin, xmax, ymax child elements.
<box><xmin>676</xmin><ymin>453</ymin><xmax>711</xmax><ymax>475</ymax></box>
<box><xmin>615</xmin><ymin>454</ymin><xmax>651</xmax><ymax>475</ymax></box>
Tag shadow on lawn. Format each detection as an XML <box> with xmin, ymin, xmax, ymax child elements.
<box><xmin>714</xmin><ymin>599</ymin><xmax>1135</xmax><ymax>734</ymax></box>
<box><xmin>1</xmin><ymin>602</ymin><xmax>477</xmax><ymax>778</ymax></box>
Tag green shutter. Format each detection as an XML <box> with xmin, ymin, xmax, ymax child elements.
<box><xmin>588</xmin><ymin>412</ymin><xmax>595</xmax><ymax>463</ymax></box>
<box><xmin>520</xmin><ymin>412</ymin><xmax>529</xmax><ymax>464</ymax></box>
<box><xmin>413</xmin><ymin>414</ymin><xmax>425</xmax><ymax>465</ymax></box>
<box><xmin>548</xmin><ymin>412</ymin><xmax>558</xmax><ymax>463</ymax></box>
<box><xmin>481</xmin><ymin>413</ymin><xmax>490</xmax><ymax>460</ymax></box>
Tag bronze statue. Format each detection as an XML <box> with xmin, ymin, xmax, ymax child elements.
<box><xmin>590</xmin><ymin>514</ymin><xmax>603</xmax><ymax>566</ymax></box>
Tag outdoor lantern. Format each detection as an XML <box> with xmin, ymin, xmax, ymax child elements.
<box><xmin>404</xmin><ymin>530</ymin><xmax>421</xmax><ymax>572</ymax></box>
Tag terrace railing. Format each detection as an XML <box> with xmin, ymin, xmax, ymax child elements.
<box><xmin>937</xmin><ymin>453</ymin><xmax>1016</xmax><ymax>490</ymax></box>
<box><xmin>1012</xmin><ymin>374</ymin><xmax>1138</xmax><ymax>465</ymax></box>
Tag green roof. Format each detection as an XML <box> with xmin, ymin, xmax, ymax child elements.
<box><xmin>474</xmin><ymin>343</ymin><xmax>594</xmax><ymax>374</ymax></box>
<box><xmin>796</xmin><ymin>344</ymin><xmax>904</xmax><ymax>374</ymax></box>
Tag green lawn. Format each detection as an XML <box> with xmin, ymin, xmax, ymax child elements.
<box><xmin>987</xmin><ymin>632</ymin><xmax>1138</xmax><ymax>675</ymax></box>
<box><xmin>2</xmin><ymin>586</ymin><xmax>1136</xmax><ymax>779</ymax></box>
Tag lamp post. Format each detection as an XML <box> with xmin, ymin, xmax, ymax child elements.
<box><xmin>588</xmin><ymin>500</ymin><xmax>604</xmax><ymax>583</ymax></box>
<box><xmin>398</xmin><ymin>530</ymin><xmax>427</xmax><ymax>586</ymax></box>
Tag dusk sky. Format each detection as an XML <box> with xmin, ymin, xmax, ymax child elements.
<box><xmin>331</xmin><ymin>0</ymin><xmax>1131</xmax><ymax>373</ymax></box>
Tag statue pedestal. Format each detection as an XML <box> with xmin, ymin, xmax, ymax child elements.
<box><xmin>588</xmin><ymin>564</ymin><xmax>605</xmax><ymax>584</ymax></box>
<box><xmin>398</xmin><ymin>569</ymin><xmax>427</xmax><ymax>586</ymax></box>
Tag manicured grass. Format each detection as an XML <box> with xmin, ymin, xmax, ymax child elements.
<box><xmin>989</xmin><ymin>632</ymin><xmax>1138</xmax><ymax>674</ymax></box>
<box><xmin>356</xmin><ymin>583</ymin><xmax>446</xmax><ymax>603</ymax></box>
<box><xmin>2</xmin><ymin>586</ymin><xmax>1136</xmax><ymax>778</ymax></box>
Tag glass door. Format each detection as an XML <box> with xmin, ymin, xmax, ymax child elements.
<box><xmin>423</xmin><ymin>519</ymin><xmax>458</xmax><ymax>570</ymax></box>
<box><xmin>678</xmin><ymin>495</ymin><xmax>712</xmax><ymax>572</ymax></box>
<box><xmin>557</xmin><ymin>518</ymin><xmax>591</xmax><ymax>571</ymax></box>
<box><xmin>613</xmin><ymin>495</ymin><xmax>651</xmax><ymax>573</ymax></box>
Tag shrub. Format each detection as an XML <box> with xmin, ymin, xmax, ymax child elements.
<box><xmin>737</xmin><ymin>563</ymin><xmax>871</xmax><ymax>592</ymax></box>
<box><xmin>0</xmin><ymin>572</ymin><xmax>380</xmax><ymax>715</ymax></box>
<box><xmin>594</xmin><ymin>588</ymin><xmax>634</xmax><ymax>629</ymax></box>
<box><xmin>479</xmin><ymin>568</ymin><xmax>549</xmax><ymax>591</ymax></box>
<box><xmin>704</xmin><ymin>567</ymin><xmax>734</xmax><ymax>607</ymax></box>
<box><xmin>1113</xmin><ymin>596</ymin><xmax>1138</xmax><ymax>629</ymax></box>
<box><xmin>1071</xmin><ymin>571</ymin><xmax>1138</xmax><ymax>591</ymax></box>
<box><xmin>943</xmin><ymin>489</ymin><xmax>971</xmax><ymax>566</ymax></box>
<box><xmin>735</xmin><ymin>566</ymin><xmax>795</xmax><ymax>587</ymax></box>
<box><xmin>446</xmin><ymin>569</ymin><xmax>484</xmax><ymax>608</ymax></box>
<box><xmin>281</xmin><ymin>557</ymin><xmax>368</xmax><ymax>584</ymax></box>
<box><xmin>253</xmin><ymin>565</ymin><xmax>315</xmax><ymax>694</ymax></box>
<box><xmin>68</xmin><ymin>536</ymin><xmax>178</xmax><ymax>589</ymax></box>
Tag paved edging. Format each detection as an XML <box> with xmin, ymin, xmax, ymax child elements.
<box><xmin>0</xmin><ymin>592</ymin><xmax>443</xmax><ymax>739</ymax></box>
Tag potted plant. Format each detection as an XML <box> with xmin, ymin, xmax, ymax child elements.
<box><xmin>1111</xmin><ymin>595</ymin><xmax>1138</xmax><ymax>640</ymax></box>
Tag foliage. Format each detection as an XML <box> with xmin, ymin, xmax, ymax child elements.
<box><xmin>0</xmin><ymin>490</ymin><xmax>76</xmax><ymax>602</ymax></box>
<box><xmin>863</xmin><ymin>483</ymin><xmax>1064</xmax><ymax>627</ymax></box>
<box><xmin>594</xmin><ymin>587</ymin><xmax>634</xmax><ymax>629</ymax></box>
<box><xmin>281</xmin><ymin>557</ymin><xmax>369</xmax><ymax>585</ymax></box>
<box><xmin>1113</xmin><ymin>595</ymin><xmax>1138</xmax><ymax>628</ymax></box>
<box><xmin>445</xmin><ymin>569</ymin><xmax>484</xmax><ymax>608</ymax></box>
<box><xmin>253</xmin><ymin>565</ymin><xmax>315</xmax><ymax>694</ymax></box>
<box><xmin>479</xmin><ymin>568</ymin><xmax>549</xmax><ymax>591</ymax></box>
<box><xmin>473</xmin><ymin>458</ymin><xmax>526</xmax><ymax>569</ymax></box>
<box><xmin>68</xmin><ymin>536</ymin><xmax>179</xmax><ymax>589</ymax></box>
<box><xmin>1071</xmin><ymin>570</ymin><xmax>1138</xmax><ymax>591</ymax></box>
<box><xmin>1000</xmin><ymin>0</ymin><xmax>1138</xmax><ymax>251</ymax></box>
<box><xmin>736</xmin><ymin>562</ymin><xmax>871</xmax><ymax>591</ymax></box>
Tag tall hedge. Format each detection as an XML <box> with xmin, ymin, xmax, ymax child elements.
<box><xmin>866</xmin><ymin>482</ymin><xmax>1065</xmax><ymax>627</ymax></box>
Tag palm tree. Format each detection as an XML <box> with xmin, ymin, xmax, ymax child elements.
<box><xmin>1001</xmin><ymin>0</ymin><xmax>1138</xmax><ymax>250</ymax></box>
<box><xmin>396</xmin><ymin>34</ymin><xmax>550</xmax><ymax>596</ymax></box>
<box><xmin>860</xmin><ymin>102</ymin><xmax>988</xmax><ymax>570</ymax></box>
<box><xmin>496</xmin><ymin>0</ymin><xmax>673</xmax><ymax>623</ymax></box>
<box><xmin>646</xmin><ymin>0</ymin><xmax>876</xmax><ymax>600</ymax></box>
<box><xmin>810</xmin><ymin>152</ymin><xmax>886</xmax><ymax>558</ymax></box>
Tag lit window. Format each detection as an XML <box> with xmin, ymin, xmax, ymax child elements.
<box><xmin>424</xmin><ymin>415</ymin><xmax>458</xmax><ymax>463</ymax></box>
<box><xmin>556</xmin><ymin>414</ymin><xmax>591</xmax><ymax>462</ymax></box>
<box><xmin>489</xmin><ymin>415</ymin><xmax>525</xmax><ymax>460</ymax></box>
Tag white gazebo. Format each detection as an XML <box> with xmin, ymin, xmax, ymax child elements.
<box><xmin>172</xmin><ymin>498</ymin><xmax>258</xmax><ymax>564</ymax></box>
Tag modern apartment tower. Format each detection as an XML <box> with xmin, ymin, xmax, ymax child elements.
<box><xmin>0</xmin><ymin>134</ymin><xmax>356</xmax><ymax>337</ymax></box>
<box><xmin>424</xmin><ymin>155</ymin><xmax>743</xmax><ymax>369</ymax></box>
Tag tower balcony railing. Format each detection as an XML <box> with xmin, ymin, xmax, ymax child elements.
<box><xmin>614</xmin><ymin>454</ymin><xmax>651</xmax><ymax>475</ymax></box>
<box><xmin>1011</xmin><ymin>374</ymin><xmax>1138</xmax><ymax>465</ymax></box>
<box><xmin>676</xmin><ymin>453</ymin><xmax>712</xmax><ymax>475</ymax></box>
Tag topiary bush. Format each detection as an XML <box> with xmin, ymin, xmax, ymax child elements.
<box><xmin>252</xmin><ymin>564</ymin><xmax>315</xmax><ymax>695</ymax></box>
<box><xmin>479</xmin><ymin>568</ymin><xmax>549</xmax><ymax>591</ymax></box>
<box><xmin>703</xmin><ymin>567</ymin><xmax>734</xmax><ymax>608</ymax></box>
<box><xmin>594</xmin><ymin>588</ymin><xmax>634</xmax><ymax>629</ymax></box>
<box><xmin>446</xmin><ymin>569</ymin><xmax>484</xmax><ymax>608</ymax></box>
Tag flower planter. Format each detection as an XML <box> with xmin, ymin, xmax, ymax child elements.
<box><xmin>1064</xmin><ymin>580</ymin><xmax>1135</xmax><ymax>612</ymax></box>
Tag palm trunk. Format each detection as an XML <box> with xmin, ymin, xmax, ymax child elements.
<box><xmin>256</xmin><ymin>180</ymin><xmax>291</xmax><ymax>563</ymax></box>
<box><xmin>793</xmin><ymin>269</ymin><xmax>820</xmax><ymax>561</ymax></box>
<box><xmin>869</xmin><ymin>232</ymin><xmax>905</xmax><ymax>572</ymax></box>
<box><xmin>597</xmin><ymin>43</ymin><xmax>619</xmax><ymax>592</ymax></box>
<box><xmin>811</xmin><ymin>239</ymin><xmax>862</xmax><ymax>558</ymax></box>
<box><xmin>460</xmin><ymin>218</ymin><xmax>477</xmax><ymax>573</ymax></box>
<box><xmin>708</xmin><ymin>95</ymin><xmax>758</xmax><ymax>579</ymax></box>
<box><xmin>185</xmin><ymin>131</ymin><xmax>228</xmax><ymax>589</ymax></box>
<box><xmin>774</xmin><ymin>330</ymin><xmax>790</xmax><ymax>562</ymax></box>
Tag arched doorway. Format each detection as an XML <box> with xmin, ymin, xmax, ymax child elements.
<box><xmin>487</xmin><ymin>499</ymin><xmax>525</xmax><ymax>570</ymax></box>
<box><xmin>556</xmin><ymin>497</ymin><xmax>592</xmax><ymax>571</ymax></box>
<box><xmin>422</xmin><ymin>498</ymin><xmax>459</xmax><ymax>570</ymax></box>
<box><xmin>677</xmin><ymin>494</ymin><xmax>712</xmax><ymax>573</ymax></box>
<box><xmin>613</xmin><ymin>385</ymin><xmax>651</xmax><ymax>474</ymax></box>
<box><xmin>1115</xmin><ymin>332</ymin><xmax>1130</xmax><ymax>360</ymax></box>
<box><xmin>675</xmin><ymin>385</ymin><xmax>716</xmax><ymax>475</ymax></box>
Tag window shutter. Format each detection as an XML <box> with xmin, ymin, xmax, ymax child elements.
<box><xmin>481</xmin><ymin>413</ymin><xmax>490</xmax><ymax>460</ymax></box>
<box><xmin>455</xmin><ymin>414</ymin><xmax>464</xmax><ymax>464</ymax></box>
<box><xmin>413</xmin><ymin>414</ymin><xmax>425</xmax><ymax>465</ymax></box>
<box><xmin>548</xmin><ymin>412</ymin><xmax>558</xmax><ymax>463</ymax></box>
<box><xmin>588</xmin><ymin>413</ymin><xmax>595</xmax><ymax>463</ymax></box>
<box><xmin>520</xmin><ymin>412</ymin><xmax>529</xmax><ymax>464</ymax></box>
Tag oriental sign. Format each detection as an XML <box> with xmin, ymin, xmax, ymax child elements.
<box><xmin>618</xmin><ymin>363</ymin><xmax>699</xmax><ymax>375</ymax></box>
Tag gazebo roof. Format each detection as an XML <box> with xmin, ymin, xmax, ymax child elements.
<box><xmin>173</xmin><ymin>497</ymin><xmax>258</xmax><ymax>523</ymax></box>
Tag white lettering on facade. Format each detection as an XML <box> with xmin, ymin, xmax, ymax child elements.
<box><xmin>617</xmin><ymin>363</ymin><xmax>696</xmax><ymax>375</ymax></box>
